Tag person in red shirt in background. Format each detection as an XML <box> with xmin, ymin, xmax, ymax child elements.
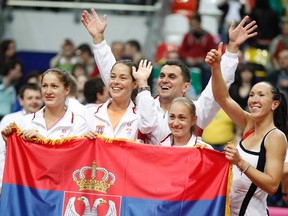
<box><xmin>179</xmin><ymin>12</ymin><xmax>216</xmax><ymax>90</ymax></box>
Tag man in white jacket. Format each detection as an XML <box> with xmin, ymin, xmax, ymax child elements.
<box><xmin>0</xmin><ymin>83</ymin><xmax>43</xmax><ymax>190</ymax></box>
<box><xmin>81</xmin><ymin>9</ymin><xmax>257</xmax><ymax>144</ymax></box>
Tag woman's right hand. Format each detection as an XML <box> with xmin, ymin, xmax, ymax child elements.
<box><xmin>81</xmin><ymin>8</ymin><xmax>107</xmax><ymax>44</ymax></box>
<box><xmin>205</xmin><ymin>42</ymin><xmax>223</xmax><ymax>70</ymax></box>
<box><xmin>225</xmin><ymin>143</ymin><xmax>242</xmax><ymax>166</ymax></box>
<box><xmin>1</xmin><ymin>123</ymin><xmax>15</xmax><ymax>142</ymax></box>
<box><xmin>133</xmin><ymin>59</ymin><xmax>153</xmax><ymax>87</ymax></box>
<box><xmin>84</xmin><ymin>131</ymin><xmax>98</xmax><ymax>139</ymax></box>
<box><xmin>19</xmin><ymin>129</ymin><xmax>45</xmax><ymax>142</ymax></box>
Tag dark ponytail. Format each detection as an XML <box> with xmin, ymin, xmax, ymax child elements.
<box><xmin>266</xmin><ymin>82</ymin><xmax>288</xmax><ymax>135</ymax></box>
<box><xmin>273</xmin><ymin>92</ymin><xmax>288</xmax><ymax>135</ymax></box>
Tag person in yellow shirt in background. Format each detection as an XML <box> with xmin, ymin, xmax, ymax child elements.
<box><xmin>202</xmin><ymin>108</ymin><xmax>238</xmax><ymax>151</ymax></box>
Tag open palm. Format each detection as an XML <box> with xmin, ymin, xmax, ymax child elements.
<box><xmin>132</xmin><ymin>60</ymin><xmax>153</xmax><ymax>86</ymax></box>
<box><xmin>229</xmin><ymin>15</ymin><xmax>257</xmax><ymax>47</ymax></box>
<box><xmin>81</xmin><ymin>8</ymin><xmax>107</xmax><ymax>38</ymax></box>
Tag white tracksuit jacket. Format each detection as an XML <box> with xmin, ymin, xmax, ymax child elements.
<box><xmin>18</xmin><ymin>107</ymin><xmax>89</xmax><ymax>139</ymax></box>
<box><xmin>85</xmin><ymin>90</ymin><xmax>158</xmax><ymax>144</ymax></box>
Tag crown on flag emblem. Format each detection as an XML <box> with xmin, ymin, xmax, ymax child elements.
<box><xmin>72</xmin><ymin>161</ymin><xmax>116</xmax><ymax>193</ymax></box>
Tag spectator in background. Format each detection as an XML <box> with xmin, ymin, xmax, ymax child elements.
<box><xmin>111</xmin><ymin>41</ymin><xmax>125</xmax><ymax>61</ymax></box>
<box><xmin>0</xmin><ymin>59</ymin><xmax>23</xmax><ymax>120</ymax></box>
<box><xmin>229</xmin><ymin>62</ymin><xmax>258</xmax><ymax>110</ymax></box>
<box><xmin>12</xmin><ymin>70</ymin><xmax>44</xmax><ymax>113</ymax></box>
<box><xmin>179</xmin><ymin>12</ymin><xmax>216</xmax><ymax>89</ymax></box>
<box><xmin>26</xmin><ymin>70</ymin><xmax>43</xmax><ymax>86</ymax></box>
<box><xmin>269</xmin><ymin>19</ymin><xmax>288</xmax><ymax>71</ymax></box>
<box><xmin>76</xmin><ymin>74</ymin><xmax>88</xmax><ymax>104</ymax></box>
<box><xmin>165</xmin><ymin>49</ymin><xmax>181</xmax><ymax>62</ymax></box>
<box><xmin>124</xmin><ymin>40</ymin><xmax>143</xmax><ymax>65</ymax></box>
<box><xmin>218</xmin><ymin>0</ymin><xmax>251</xmax><ymax>45</ymax></box>
<box><xmin>50</xmin><ymin>38</ymin><xmax>77</xmax><ymax>73</ymax></box>
<box><xmin>67</xmin><ymin>74</ymin><xmax>86</xmax><ymax>115</ymax></box>
<box><xmin>12</xmin><ymin>70</ymin><xmax>43</xmax><ymax>113</ymax></box>
<box><xmin>268</xmin><ymin>49</ymin><xmax>288</xmax><ymax>103</ymax></box>
<box><xmin>248</xmin><ymin>0</ymin><xmax>280</xmax><ymax>49</ymax></box>
<box><xmin>76</xmin><ymin>43</ymin><xmax>96</xmax><ymax>76</ymax></box>
<box><xmin>84</xmin><ymin>77</ymin><xmax>110</xmax><ymax>107</ymax></box>
<box><xmin>202</xmin><ymin>109</ymin><xmax>235</xmax><ymax>151</ymax></box>
<box><xmin>71</xmin><ymin>63</ymin><xmax>88</xmax><ymax>79</ymax></box>
<box><xmin>0</xmin><ymin>39</ymin><xmax>18</xmax><ymax>74</ymax></box>
<box><xmin>0</xmin><ymin>83</ymin><xmax>42</xmax><ymax>191</ymax></box>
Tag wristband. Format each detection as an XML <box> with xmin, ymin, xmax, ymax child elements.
<box><xmin>138</xmin><ymin>86</ymin><xmax>150</xmax><ymax>93</ymax></box>
<box><xmin>241</xmin><ymin>163</ymin><xmax>250</xmax><ymax>175</ymax></box>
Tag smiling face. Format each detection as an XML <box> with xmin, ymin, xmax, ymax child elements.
<box><xmin>108</xmin><ymin>62</ymin><xmax>137</xmax><ymax>102</ymax></box>
<box><xmin>248</xmin><ymin>82</ymin><xmax>279</xmax><ymax>119</ymax></box>
<box><xmin>20</xmin><ymin>89</ymin><xmax>42</xmax><ymax>113</ymax></box>
<box><xmin>41</xmin><ymin>72</ymin><xmax>70</xmax><ymax>108</ymax></box>
<box><xmin>157</xmin><ymin>65</ymin><xmax>189</xmax><ymax>103</ymax></box>
<box><xmin>168</xmin><ymin>100</ymin><xmax>197</xmax><ymax>140</ymax></box>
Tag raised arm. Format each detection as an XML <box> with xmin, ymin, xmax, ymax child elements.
<box><xmin>133</xmin><ymin>60</ymin><xmax>158</xmax><ymax>144</ymax></box>
<box><xmin>81</xmin><ymin>8</ymin><xmax>106</xmax><ymax>45</ymax></box>
<box><xmin>206</xmin><ymin>43</ymin><xmax>248</xmax><ymax>130</ymax></box>
<box><xmin>226</xmin><ymin>15</ymin><xmax>257</xmax><ymax>53</ymax></box>
<box><xmin>81</xmin><ymin>8</ymin><xmax>116</xmax><ymax>87</ymax></box>
<box><xmin>133</xmin><ymin>61</ymin><xmax>158</xmax><ymax>132</ymax></box>
<box><xmin>195</xmin><ymin>16</ymin><xmax>257</xmax><ymax>130</ymax></box>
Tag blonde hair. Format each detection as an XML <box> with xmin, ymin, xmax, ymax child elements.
<box><xmin>169</xmin><ymin>97</ymin><xmax>197</xmax><ymax>133</ymax></box>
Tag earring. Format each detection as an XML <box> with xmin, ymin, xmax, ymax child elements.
<box><xmin>64</xmin><ymin>97</ymin><xmax>69</xmax><ymax>110</ymax></box>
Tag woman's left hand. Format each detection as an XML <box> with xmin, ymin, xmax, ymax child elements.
<box><xmin>19</xmin><ymin>129</ymin><xmax>45</xmax><ymax>142</ymax></box>
<box><xmin>84</xmin><ymin>131</ymin><xmax>98</xmax><ymax>139</ymax></box>
<box><xmin>133</xmin><ymin>59</ymin><xmax>153</xmax><ymax>87</ymax></box>
<box><xmin>225</xmin><ymin>143</ymin><xmax>242</xmax><ymax>165</ymax></box>
<box><xmin>194</xmin><ymin>143</ymin><xmax>209</xmax><ymax>149</ymax></box>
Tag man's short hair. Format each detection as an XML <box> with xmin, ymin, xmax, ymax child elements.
<box><xmin>84</xmin><ymin>77</ymin><xmax>106</xmax><ymax>103</ymax></box>
<box><xmin>164</xmin><ymin>60</ymin><xmax>191</xmax><ymax>83</ymax></box>
<box><xmin>19</xmin><ymin>83</ymin><xmax>41</xmax><ymax>99</ymax></box>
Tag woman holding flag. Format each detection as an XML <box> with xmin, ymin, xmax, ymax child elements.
<box><xmin>1</xmin><ymin>68</ymin><xmax>89</xmax><ymax>142</ymax></box>
<box><xmin>206</xmin><ymin>42</ymin><xmax>288</xmax><ymax>215</ymax></box>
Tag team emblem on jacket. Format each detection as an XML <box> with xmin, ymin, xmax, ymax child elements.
<box><xmin>95</xmin><ymin>125</ymin><xmax>105</xmax><ymax>134</ymax></box>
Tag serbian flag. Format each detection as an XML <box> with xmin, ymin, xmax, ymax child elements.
<box><xmin>0</xmin><ymin>130</ymin><xmax>232</xmax><ymax>216</ymax></box>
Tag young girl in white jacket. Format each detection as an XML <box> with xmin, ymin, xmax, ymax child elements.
<box><xmin>160</xmin><ymin>97</ymin><xmax>212</xmax><ymax>149</ymax></box>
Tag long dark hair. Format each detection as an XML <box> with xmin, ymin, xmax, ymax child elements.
<box><xmin>265</xmin><ymin>82</ymin><xmax>288</xmax><ymax>135</ymax></box>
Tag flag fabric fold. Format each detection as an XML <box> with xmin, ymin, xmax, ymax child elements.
<box><xmin>0</xmin><ymin>131</ymin><xmax>231</xmax><ymax>216</ymax></box>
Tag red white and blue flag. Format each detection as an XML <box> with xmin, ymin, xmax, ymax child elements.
<box><xmin>0</xmin><ymin>131</ymin><xmax>231</xmax><ymax>216</ymax></box>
